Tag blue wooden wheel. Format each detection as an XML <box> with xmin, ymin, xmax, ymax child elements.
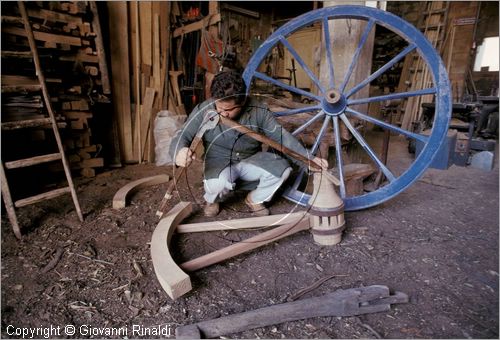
<box><xmin>243</xmin><ymin>5</ymin><xmax>451</xmax><ymax>211</ymax></box>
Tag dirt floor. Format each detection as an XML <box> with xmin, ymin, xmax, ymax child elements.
<box><xmin>1</xmin><ymin>143</ymin><xmax>499</xmax><ymax>339</ymax></box>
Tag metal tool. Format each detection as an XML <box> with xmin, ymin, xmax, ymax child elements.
<box><xmin>156</xmin><ymin>111</ymin><xmax>219</xmax><ymax>218</ymax></box>
<box><xmin>176</xmin><ymin>285</ymin><xmax>408</xmax><ymax>338</ymax></box>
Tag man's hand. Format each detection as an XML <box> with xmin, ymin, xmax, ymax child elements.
<box><xmin>175</xmin><ymin>147</ymin><xmax>195</xmax><ymax>167</ymax></box>
<box><xmin>311</xmin><ymin>157</ymin><xmax>328</xmax><ymax>171</ymax></box>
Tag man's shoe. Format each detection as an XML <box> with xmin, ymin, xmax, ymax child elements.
<box><xmin>204</xmin><ymin>202</ymin><xmax>220</xmax><ymax>217</ymax></box>
<box><xmin>245</xmin><ymin>194</ymin><xmax>269</xmax><ymax>216</ymax></box>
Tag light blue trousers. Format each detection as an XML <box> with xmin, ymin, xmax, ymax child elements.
<box><xmin>203</xmin><ymin>162</ymin><xmax>292</xmax><ymax>204</ymax></box>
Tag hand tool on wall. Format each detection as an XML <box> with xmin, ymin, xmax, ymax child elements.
<box><xmin>156</xmin><ymin>111</ymin><xmax>219</xmax><ymax>218</ymax></box>
<box><xmin>176</xmin><ymin>285</ymin><xmax>408</xmax><ymax>338</ymax></box>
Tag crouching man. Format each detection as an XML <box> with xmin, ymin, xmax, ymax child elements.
<box><xmin>169</xmin><ymin>71</ymin><xmax>327</xmax><ymax>217</ymax></box>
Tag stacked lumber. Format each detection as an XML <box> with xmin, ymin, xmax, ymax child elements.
<box><xmin>107</xmin><ymin>2</ymin><xmax>171</xmax><ymax>164</ymax></box>
<box><xmin>1</xmin><ymin>1</ymin><xmax>110</xmax><ymax>178</ymax></box>
<box><xmin>107</xmin><ymin>2</ymin><xmax>220</xmax><ymax>164</ymax></box>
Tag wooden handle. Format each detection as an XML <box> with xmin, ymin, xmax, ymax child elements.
<box><xmin>219</xmin><ymin>115</ymin><xmax>324</xmax><ymax>171</ymax></box>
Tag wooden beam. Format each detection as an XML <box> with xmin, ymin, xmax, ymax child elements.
<box><xmin>140</xmin><ymin>87</ymin><xmax>156</xmax><ymax>162</ymax></box>
<box><xmin>151</xmin><ymin>202</ymin><xmax>193</xmax><ymax>300</ymax></box>
<box><xmin>177</xmin><ymin>212</ymin><xmax>308</xmax><ymax>233</ymax></box>
<box><xmin>173</xmin><ymin>13</ymin><xmax>221</xmax><ymax>38</ymax></box>
<box><xmin>180</xmin><ymin>219</ymin><xmax>311</xmax><ymax>272</ymax></box>
<box><xmin>113</xmin><ymin>174</ymin><xmax>169</xmax><ymax>209</ymax></box>
<box><xmin>2</xmin><ymin>26</ymin><xmax>82</xmax><ymax>46</ymax></box>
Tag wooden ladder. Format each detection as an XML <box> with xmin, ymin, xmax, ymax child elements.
<box><xmin>1</xmin><ymin>1</ymin><xmax>83</xmax><ymax>239</ymax></box>
<box><xmin>398</xmin><ymin>1</ymin><xmax>450</xmax><ymax>131</ymax></box>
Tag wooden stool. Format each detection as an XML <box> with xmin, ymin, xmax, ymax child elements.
<box><xmin>308</xmin><ymin>172</ymin><xmax>345</xmax><ymax>245</ymax></box>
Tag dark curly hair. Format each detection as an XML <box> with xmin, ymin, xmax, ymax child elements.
<box><xmin>210</xmin><ymin>70</ymin><xmax>247</xmax><ymax>104</ymax></box>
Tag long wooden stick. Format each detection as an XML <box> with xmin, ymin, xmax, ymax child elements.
<box><xmin>177</xmin><ymin>212</ymin><xmax>307</xmax><ymax>233</ymax></box>
<box><xmin>180</xmin><ymin>218</ymin><xmax>310</xmax><ymax>272</ymax></box>
<box><xmin>219</xmin><ymin>115</ymin><xmax>324</xmax><ymax>171</ymax></box>
<box><xmin>219</xmin><ymin>115</ymin><xmax>339</xmax><ymax>185</ymax></box>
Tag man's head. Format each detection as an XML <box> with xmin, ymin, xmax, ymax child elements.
<box><xmin>211</xmin><ymin>70</ymin><xmax>247</xmax><ymax>119</ymax></box>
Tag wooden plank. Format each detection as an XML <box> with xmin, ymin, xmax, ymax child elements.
<box><xmin>2</xmin><ymin>51</ymin><xmax>32</xmax><ymax>58</ymax></box>
<box><xmin>108</xmin><ymin>1</ymin><xmax>134</xmax><ymax>162</ymax></box>
<box><xmin>151</xmin><ymin>202</ymin><xmax>193</xmax><ymax>300</ymax></box>
<box><xmin>139</xmin><ymin>1</ymin><xmax>152</xmax><ymax>70</ymax></box>
<box><xmin>113</xmin><ymin>174</ymin><xmax>170</xmax><ymax>209</ymax></box>
<box><xmin>1</xmin><ymin>118</ymin><xmax>66</xmax><ymax>130</ymax></box>
<box><xmin>2</xmin><ymin>84</ymin><xmax>41</xmax><ymax>93</ymax></box>
<box><xmin>2</xmin><ymin>16</ymin><xmax>24</xmax><ymax>24</ymax></box>
<box><xmin>149</xmin><ymin>12</ymin><xmax>161</xmax><ymax>161</ymax></box>
<box><xmin>5</xmin><ymin>153</ymin><xmax>62</xmax><ymax>169</ymax></box>
<box><xmin>58</xmin><ymin>51</ymin><xmax>99</xmax><ymax>63</ymax></box>
<box><xmin>2</xmin><ymin>75</ymin><xmax>61</xmax><ymax>85</ymax></box>
<box><xmin>180</xmin><ymin>219</ymin><xmax>311</xmax><ymax>272</ymax></box>
<box><xmin>140</xmin><ymin>88</ymin><xmax>156</xmax><ymax>162</ymax></box>
<box><xmin>130</xmin><ymin>1</ymin><xmax>141</xmax><ymax>161</ymax></box>
<box><xmin>2</xmin><ymin>26</ymin><xmax>82</xmax><ymax>46</ymax></box>
<box><xmin>177</xmin><ymin>212</ymin><xmax>308</xmax><ymax>233</ymax></box>
<box><xmin>15</xmin><ymin>187</ymin><xmax>71</xmax><ymax>208</ymax></box>
<box><xmin>27</xmin><ymin>8</ymin><xmax>83</xmax><ymax>24</ymax></box>
<box><xmin>173</xmin><ymin>13</ymin><xmax>221</xmax><ymax>38</ymax></box>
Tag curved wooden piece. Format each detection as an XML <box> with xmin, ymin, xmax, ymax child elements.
<box><xmin>151</xmin><ymin>201</ymin><xmax>193</xmax><ymax>300</ymax></box>
<box><xmin>113</xmin><ymin>174</ymin><xmax>170</xmax><ymax>209</ymax></box>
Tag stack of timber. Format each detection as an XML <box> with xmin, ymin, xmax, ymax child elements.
<box><xmin>107</xmin><ymin>2</ymin><xmax>220</xmax><ymax>164</ymax></box>
<box><xmin>1</xmin><ymin>1</ymin><xmax>110</xmax><ymax>178</ymax></box>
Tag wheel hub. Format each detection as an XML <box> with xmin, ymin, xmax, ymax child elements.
<box><xmin>322</xmin><ymin>89</ymin><xmax>346</xmax><ymax>116</ymax></box>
